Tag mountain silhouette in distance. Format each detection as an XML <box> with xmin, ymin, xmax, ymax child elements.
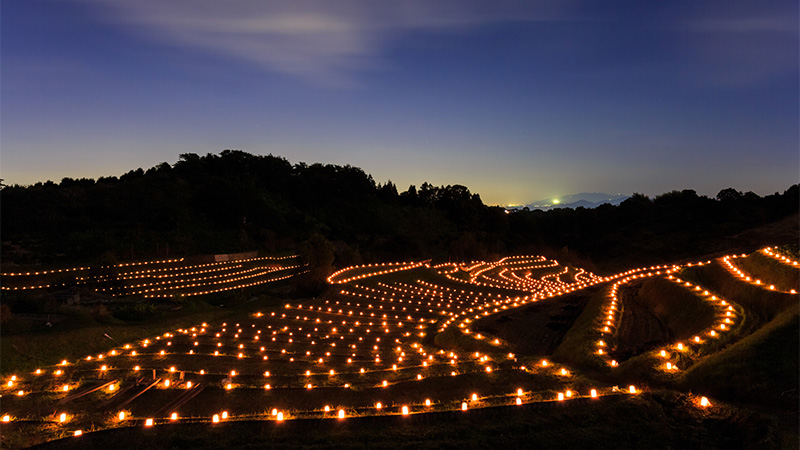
<box><xmin>519</xmin><ymin>192</ymin><xmax>630</xmax><ymax>211</ymax></box>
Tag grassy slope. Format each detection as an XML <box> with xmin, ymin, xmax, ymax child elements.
<box><xmin>550</xmin><ymin>287</ymin><xmax>610</xmax><ymax>376</ymax></box>
<box><xmin>681</xmin><ymin>262</ymin><xmax>796</xmax><ymax>335</ymax></box>
<box><xmin>679</xmin><ymin>303</ymin><xmax>799</xmax><ymax>410</ymax></box>
<box><xmin>735</xmin><ymin>252</ymin><xmax>800</xmax><ymax>292</ymax></box>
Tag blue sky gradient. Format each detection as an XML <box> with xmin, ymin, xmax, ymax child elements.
<box><xmin>2</xmin><ymin>0</ymin><xmax>797</xmax><ymax>205</ymax></box>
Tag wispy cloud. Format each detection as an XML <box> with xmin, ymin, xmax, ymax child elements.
<box><xmin>676</xmin><ymin>2</ymin><xmax>798</xmax><ymax>87</ymax></box>
<box><xmin>79</xmin><ymin>0</ymin><xmax>574</xmax><ymax>87</ymax></box>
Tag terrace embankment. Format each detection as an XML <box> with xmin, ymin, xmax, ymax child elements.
<box><xmin>682</xmin><ymin>260</ymin><xmax>797</xmax><ymax>334</ymax></box>
<box><xmin>680</xmin><ymin>303</ymin><xmax>799</xmax><ymax>410</ymax></box>
<box><xmin>471</xmin><ymin>289</ymin><xmax>596</xmax><ymax>357</ymax></box>
<box><xmin>611</xmin><ymin>277</ymin><xmax>716</xmax><ymax>361</ymax></box>
<box><xmin>732</xmin><ymin>251</ymin><xmax>800</xmax><ymax>292</ymax></box>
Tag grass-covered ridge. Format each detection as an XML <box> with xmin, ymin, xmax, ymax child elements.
<box><xmin>681</xmin><ymin>260</ymin><xmax>797</xmax><ymax>334</ymax></box>
<box><xmin>732</xmin><ymin>249</ymin><xmax>799</xmax><ymax>292</ymax></box>
<box><xmin>679</xmin><ymin>303</ymin><xmax>799</xmax><ymax>410</ymax></box>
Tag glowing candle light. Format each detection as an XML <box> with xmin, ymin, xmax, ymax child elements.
<box><xmin>338</xmin><ymin>409</ymin><xmax>345</xmax><ymax>419</ymax></box>
<box><xmin>212</xmin><ymin>414</ymin><xmax>219</xmax><ymax>423</ymax></box>
<box><xmin>590</xmin><ymin>389</ymin><xmax>597</xmax><ymax>398</ymax></box>
<box><xmin>145</xmin><ymin>418</ymin><xmax>154</xmax><ymax>427</ymax></box>
<box><xmin>461</xmin><ymin>402</ymin><xmax>468</xmax><ymax>411</ymax></box>
<box><xmin>59</xmin><ymin>413</ymin><xmax>67</xmax><ymax>422</ymax></box>
<box><xmin>629</xmin><ymin>385</ymin><xmax>637</xmax><ymax>394</ymax></box>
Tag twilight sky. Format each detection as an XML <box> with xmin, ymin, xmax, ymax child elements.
<box><xmin>2</xmin><ymin>0</ymin><xmax>798</xmax><ymax>206</ymax></box>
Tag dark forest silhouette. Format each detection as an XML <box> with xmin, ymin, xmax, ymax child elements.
<box><xmin>2</xmin><ymin>150</ymin><xmax>797</xmax><ymax>271</ymax></box>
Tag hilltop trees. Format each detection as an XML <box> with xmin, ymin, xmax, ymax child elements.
<box><xmin>0</xmin><ymin>151</ymin><xmax>495</xmax><ymax>266</ymax></box>
<box><xmin>1</xmin><ymin>150</ymin><xmax>797</xmax><ymax>272</ymax></box>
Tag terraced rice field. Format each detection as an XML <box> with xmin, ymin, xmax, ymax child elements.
<box><xmin>1</xmin><ymin>247</ymin><xmax>797</xmax><ymax>447</ymax></box>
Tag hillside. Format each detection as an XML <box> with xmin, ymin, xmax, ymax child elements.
<box><xmin>2</xmin><ymin>151</ymin><xmax>797</xmax><ymax>273</ymax></box>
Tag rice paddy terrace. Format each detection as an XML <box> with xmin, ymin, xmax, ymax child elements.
<box><xmin>0</xmin><ymin>254</ymin><xmax>302</xmax><ymax>298</ymax></box>
<box><xmin>1</xmin><ymin>247</ymin><xmax>798</xmax><ymax>448</ymax></box>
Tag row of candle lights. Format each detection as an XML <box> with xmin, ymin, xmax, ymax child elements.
<box><xmin>761</xmin><ymin>247</ymin><xmax>800</xmax><ymax>267</ymax></box>
<box><xmin>1</xmin><ymin>254</ymin><xmax>720</xmax><ymax>442</ymax></box>
<box><xmin>1</xmin><ymin>255</ymin><xmax>300</xmax><ymax>298</ymax></box>
<box><xmin>327</xmin><ymin>261</ymin><xmax>428</xmax><ymax>284</ymax></box>
<box><xmin>721</xmin><ymin>252</ymin><xmax>797</xmax><ymax>294</ymax></box>
<box><xmin>592</xmin><ymin>257</ymin><xmax>747</xmax><ymax>373</ymax></box>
